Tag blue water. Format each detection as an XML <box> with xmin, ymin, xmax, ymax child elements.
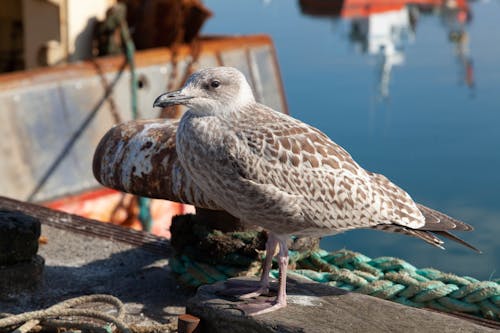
<box><xmin>203</xmin><ymin>0</ymin><xmax>500</xmax><ymax>280</ymax></box>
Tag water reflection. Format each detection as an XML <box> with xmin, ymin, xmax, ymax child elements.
<box><xmin>440</xmin><ymin>1</ymin><xmax>475</xmax><ymax>95</ymax></box>
<box><xmin>300</xmin><ymin>0</ymin><xmax>475</xmax><ymax>99</ymax></box>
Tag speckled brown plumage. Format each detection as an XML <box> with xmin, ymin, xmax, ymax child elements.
<box><xmin>157</xmin><ymin>66</ymin><xmax>475</xmax><ymax>248</ymax></box>
<box><xmin>97</xmin><ymin>67</ymin><xmax>479</xmax><ymax>315</ymax></box>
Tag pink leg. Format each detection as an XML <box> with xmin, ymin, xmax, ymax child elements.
<box><xmin>238</xmin><ymin>234</ymin><xmax>289</xmax><ymax>316</ymax></box>
<box><xmin>275</xmin><ymin>236</ymin><xmax>289</xmax><ymax>308</ymax></box>
<box><xmin>239</xmin><ymin>233</ymin><xmax>278</xmax><ymax>299</ymax></box>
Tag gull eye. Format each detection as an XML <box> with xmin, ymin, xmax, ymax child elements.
<box><xmin>210</xmin><ymin>80</ymin><xmax>221</xmax><ymax>88</ymax></box>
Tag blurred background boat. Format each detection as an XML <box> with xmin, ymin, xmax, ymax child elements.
<box><xmin>0</xmin><ymin>0</ymin><xmax>287</xmax><ymax>237</ymax></box>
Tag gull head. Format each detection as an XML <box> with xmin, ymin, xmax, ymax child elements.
<box><xmin>153</xmin><ymin>67</ymin><xmax>256</xmax><ymax>115</ymax></box>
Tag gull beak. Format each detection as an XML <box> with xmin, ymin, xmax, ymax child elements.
<box><xmin>153</xmin><ymin>89</ymin><xmax>193</xmax><ymax>108</ymax></box>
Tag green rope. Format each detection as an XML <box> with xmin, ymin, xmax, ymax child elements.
<box><xmin>137</xmin><ymin>197</ymin><xmax>152</xmax><ymax>232</ymax></box>
<box><xmin>171</xmin><ymin>248</ymin><xmax>500</xmax><ymax>320</ymax></box>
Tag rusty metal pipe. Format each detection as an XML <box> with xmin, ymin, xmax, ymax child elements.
<box><xmin>93</xmin><ymin>119</ymin><xmax>220</xmax><ymax>210</ymax></box>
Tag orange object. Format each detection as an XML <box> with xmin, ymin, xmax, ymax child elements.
<box><xmin>45</xmin><ymin>188</ymin><xmax>195</xmax><ymax>238</ymax></box>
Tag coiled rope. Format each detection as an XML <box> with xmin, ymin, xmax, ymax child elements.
<box><xmin>0</xmin><ymin>294</ymin><xmax>175</xmax><ymax>333</ymax></box>
<box><xmin>0</xmin><ymin>295</ymin><xmax>130</xmax><ymax>333</ymax></box>
<box><xmin>171</xmin><ymin>248</ymin><xmax>500</xmax><ymax>320</ymax></box>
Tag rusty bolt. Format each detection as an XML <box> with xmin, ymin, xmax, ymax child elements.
<box><xmin>178</xmin><ymin>314</ymin><xmax>200</xmax><ymax>333</ymax></box>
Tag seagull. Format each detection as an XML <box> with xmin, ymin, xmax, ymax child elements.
<box><xmin>152</xmin><ymin>66</ymin><xmax>478</xmax><ymax>316</ymax></box>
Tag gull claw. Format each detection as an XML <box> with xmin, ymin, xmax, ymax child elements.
<box><xmin>238</xmin><ymin>299</ymin><xmax>287</xmax><ymax>316</ymax></box>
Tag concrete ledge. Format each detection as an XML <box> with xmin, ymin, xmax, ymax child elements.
<box><xmin>187</xmin><ymin>276</ymin><xmax>495</xmax><ymax>333</ymax></box>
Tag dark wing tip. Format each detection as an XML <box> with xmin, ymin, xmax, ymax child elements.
<box><xmin>414</xmin><ymin>204</ymin><xmax>479</xmax><ymax>252</ymax></box>
<box><xmin>417</xmin><ymin>203</ymin><xmax>474</xmax><ymax>232</ymax></box>
<box><xmin>372</xmin><ymin>225</ymin><xmax>446</xmax><ymax>250</ymax></box>
<box><xmin>432</xmin><ymin>231</ymin><xmax>482</xmax><ymax>254</ymax></box>
<box><xmin>373</xmin><ymin>221</ymin><xmax>480</xmax><ymax>253</ymax></box>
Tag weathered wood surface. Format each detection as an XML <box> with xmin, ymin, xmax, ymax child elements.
<box><xmin>187</xmin><ymin>276</ymin><xmax>496</xmax><ymax>333</ymax></box>
<box><xmin>0</xmin><ymin>195</ymin><xmax>170</xmax><ymax>255</ymax></box>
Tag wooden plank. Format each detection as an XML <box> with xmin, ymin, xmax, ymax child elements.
<box><xmin>0</xmin><ymin>195</ymin><xmax>171</xmax><ymax>255</ymax></box>
<box><xmin>187</xmin><ymin>276</ymin><xmax>497</xmax><ymax>332</ymax></box>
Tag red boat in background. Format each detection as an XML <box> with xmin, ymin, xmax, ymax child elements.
<box><xmin>300</xmin><ymin>0</ymin><xmax>470</xmax><ymax>19</ymax></box>
<box><xmin>300</xmin><ymin>0</ymin><xmax>474</xmax><ymax>99</ymax></box>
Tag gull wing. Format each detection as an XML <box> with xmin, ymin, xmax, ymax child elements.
<box><xmin>232</xmin><ymin>105</ymin><xmax>425</xmax><ymax>230</ymax></box>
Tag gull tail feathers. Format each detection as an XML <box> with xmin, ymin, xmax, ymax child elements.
<box><xmin>417</xmin><ymin>203</ymin><xmax>480</xmax><ymax>252</ymax></box>
<box><xmin>372</xmin><ymin>204</ymin><xmax>480</xmax><ymax>252</ymax></box>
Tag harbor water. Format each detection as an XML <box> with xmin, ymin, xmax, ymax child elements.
<box><xmin>203</xmin><ymin>0</ymin><xmax>500</xmax><ymax>280</ymax></box>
